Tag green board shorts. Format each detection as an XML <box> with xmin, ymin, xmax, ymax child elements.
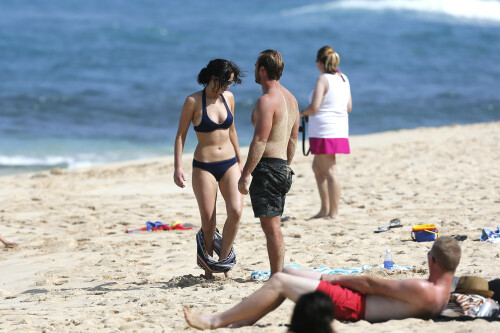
<box><xmin>249</xmin><ymin>157</ymin><xmax>294</xmax><ymax>218</ymax></box>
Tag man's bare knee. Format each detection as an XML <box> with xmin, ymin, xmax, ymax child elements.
<box><xmin>260</xmin><ymin>216</ymin><xmax>281</xmax><ymax>230</ymax></box>
<box><xmin>282</xmin><ymin>266</ymin><xmax>298</xmax><ymax>275</ymax></box>
<box><xmin>267</xmin><ymin>272</ymin><xmax>287</xmax><ymax>292</ymax></box>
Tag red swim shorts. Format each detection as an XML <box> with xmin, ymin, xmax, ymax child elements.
<box><xmin>315</xmin><ymin>281</ymin><xmax>366</xmax><ymax>322</ymax></box>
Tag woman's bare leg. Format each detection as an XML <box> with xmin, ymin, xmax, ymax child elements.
<box><xmin>218</xmin><ymin>164</ymin><xmax>243</xmax><ymax>276</ymax></box>
<box><xmin>326</xmin><ymin>155</ymin><xmax>340</xmax><ymax>219</ymax></box>
<box><xmin>311</xmin><ymin>155</ymin><xmax>328</xmax><ymax>219</ymax></box>
<box><xmin>192</xmin><ymin>168</ymin><xmax>219</xmax><ymax>279</ymax></box>
<box><xmin>311</xmin><ymin>154</ymin><xmax>340</xmax><ymax>219</ymax></box>
<box><xmin>183</xmin><ymin>272</ymin><xmax>321</xmax><ymax>330</ymax></box>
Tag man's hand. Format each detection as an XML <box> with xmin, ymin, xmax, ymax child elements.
<box><xmin>238</xmin><ymin>174</ymin><xmax>251</xmax><ymax>195</ymax></box>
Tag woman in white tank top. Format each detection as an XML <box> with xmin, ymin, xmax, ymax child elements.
<box><xmin>300</xmin><ymin>46</ymin><xmax>352</xmax><ymax>219</ymax></box>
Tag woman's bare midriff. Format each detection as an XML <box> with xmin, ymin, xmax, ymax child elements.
<box><xmin>194</xmin><ymin>130</ymin><xmax>235</xmax><ymax>162</ymax></box>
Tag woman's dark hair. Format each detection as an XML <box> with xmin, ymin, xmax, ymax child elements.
<box><xmin>197</xmin><ymin>59</ymin><xmax>244</xmax><ymax>91</ymax></box>
<box><xmin>288</xmin><ymin>292</ymin><xmax>335</xmax><ymax>333</ymax></box>
<box><xmin>489</xmin><ymin>279</ymin><xmax>500</xmax><ymax>303</ymax></box>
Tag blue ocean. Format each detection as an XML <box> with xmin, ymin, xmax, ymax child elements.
<box><xmin>1</xmin><ymin>0</ymin><xmax>500</xmax><ymax>175</ymax></box>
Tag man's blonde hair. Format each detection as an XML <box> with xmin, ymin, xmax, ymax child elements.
<box><xmin>430</xmin><ymin>236</ymin><xmax>461</xmax><ymax>273</ymax></box>
<box><xmin>257</xmin><ymin>50</ymin><xmax>284</xmax><ymax>80</ymax></box>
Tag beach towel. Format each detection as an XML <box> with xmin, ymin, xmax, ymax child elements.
<box><xmin>250</xmin><ymin>264</ymin><xmax>303</xmax><ymax>281</ymax></box>
<box><xmin>441</xmin><ymin>293</ymin><xmax>500</xmax><ymax>318</ymax></box>
<box><xmin>250</xmin><ymin>264</ymin><xmax>412</xmax><ymax>281</ymax></box>
<box><xmin>313</xmin><ymin>265</ymin><xmax>411</xmax><ymax>275</ymax></box>
<box><xmin>196</xmin><ymin>228</ymin><xmax>236</xmax><ymax>273</ymax></box>
<box><xmin>480</xmin><ymin>226</ymin><xmax>500</xmax><ymax>243</ymax></box>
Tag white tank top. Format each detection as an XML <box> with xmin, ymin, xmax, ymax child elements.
<box><xmin>308</xmin><ymin>73</ymin><xmax>350</xmax><ymax>138</ymax></box>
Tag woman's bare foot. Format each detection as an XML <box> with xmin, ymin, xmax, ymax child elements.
<box><xmin>326</xmin><ymin>215</ymin><xmax>338</xmax><ymax>220</ymax></box>
<box><xmin>308</xmin><ymin>211</ymin><xmax>328</xmax><ymax>220</ymax></box>
<box><xmin>204</xmin><ymin>271</ymin><xmax>213</xmax><ymax>279</ymax></box>
<box><xmin>183</xmin><ymin>306</ymin><xmax>214</xmax><ymax>330</ymax></box>
<box><xmin>4</xmin><ymin>242</ymin><xmax>19</xmax><ymax>248</ymax></box>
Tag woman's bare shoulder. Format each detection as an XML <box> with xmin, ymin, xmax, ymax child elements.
<box><xmin>184</xmin><ymin>90</ymin><xmax>203</xmax><ymax>106</ymax></box>
<box><xmin>187</xmin><ymin>90</ymin><xmax>203</xmax><ymax>100</ymax></box>
<box><xmin>222</xmin><ymin>90</ymin><xmax>234</xmax><ymax>102</ymax></box>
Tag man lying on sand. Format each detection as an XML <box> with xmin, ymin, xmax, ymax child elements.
<box><xmin>184</xmin><ymin>236</ymin><xmax>461</xmax><ymax>329</ymax></box>
<box><xmin>0</xmin><ymin>234</ymin><xmax>19</xmax><ymax>248</ymax></box>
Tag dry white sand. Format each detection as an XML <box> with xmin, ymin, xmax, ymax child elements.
<box><xmin>1</xmin><ymin>122</ymin><xmax>499</xmax><ymax>332</ymax></box>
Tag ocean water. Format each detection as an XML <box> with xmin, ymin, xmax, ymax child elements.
<box><xmin>1</xmin><ymin>0</ymin><xmax>500</xmax><ymax>175</ymax></box>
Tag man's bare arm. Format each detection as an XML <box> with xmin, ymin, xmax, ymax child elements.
<box><xmin>241</xmin><ymin>98</ymin><xmax>274</xmax><ymax>178</ymax></box>
<box><xmin>321</xmin><ymin>275</ymin><xmax>429</xmax><ymax>303</ymax></box>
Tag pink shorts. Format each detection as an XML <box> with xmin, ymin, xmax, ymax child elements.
<box><xmin>315</xmin><ymin>281</ymin><xmax>366</xmax><ymax>322</ymax></box>
<box><xmin>309</xmin><ymin>138</ymin><xmax>350</xmax><ymax>155</ymax></box>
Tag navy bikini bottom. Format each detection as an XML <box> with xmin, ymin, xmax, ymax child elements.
<box><xmin>192</xmin><ymin>156</ymin><xmax>238</xmax><ymax>182</ymax></box>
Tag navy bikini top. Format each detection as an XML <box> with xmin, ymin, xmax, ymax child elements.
<box><xmin>193</xmin><ymin>89</ymin><xmax>233</xmax><ymax>133</ymax></box>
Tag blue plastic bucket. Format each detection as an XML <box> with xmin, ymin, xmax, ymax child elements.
<box><xmin>411</xmin><ymin>225</ymin><xmax>438</xmax><ymax>242</ymax></box>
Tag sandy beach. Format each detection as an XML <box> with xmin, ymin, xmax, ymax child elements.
<box><xmin>1</xmin><ymin>121</ymin><xmax>499</xmax><ymax>332</ymax></box>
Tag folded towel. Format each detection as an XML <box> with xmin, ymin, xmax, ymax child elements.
<box><xmin>196</xmin><ymin>228</ymin><xmax>236</xmax><ymax>273</ymax></box>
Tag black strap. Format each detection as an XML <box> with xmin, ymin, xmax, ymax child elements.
<box><xmin>301</xmin><ymin>117</ymin><xmax>310</xmax><ymax>156</ymax></box>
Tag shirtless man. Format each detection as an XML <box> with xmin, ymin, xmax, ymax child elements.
<box><xmin>184</xmin><ymin>236</ymin><xmax>461</xmax><ymax>329</ymax></box>
<box><xmin>238</xmin><ymin>50</ymin><xmax>300</xmax><ymax>276</ymax></box>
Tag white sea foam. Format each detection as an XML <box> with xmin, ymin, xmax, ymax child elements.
<box><xmin>0</xmin><ymin>150</ymin><xmax>163</xmax><ymax>173</ymax></box>
<box><xmin>0</xmin><ymin>155</ymin><xmax>91</xmax><ymax>169</ymax></box>
<box><xmin>282</xmin><ymin>0</ymin><xmax>500</xmax><ymax>23</ymax></box>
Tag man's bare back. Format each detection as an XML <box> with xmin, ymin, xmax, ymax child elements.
<box><xmin>364</xmin><ymin>278</ymin><xmax>452</xmax><ymax>322</ymax></box>
<box><xmin>251</xmin><ymin>85</ymin><xmax>298</xmax><ymax>161</ymax></box>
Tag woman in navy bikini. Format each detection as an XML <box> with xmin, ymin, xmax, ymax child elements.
<box><xmin>174</xmin><ymin>59</ymin><xmax>244</xmax><ymax>278</ymax></box>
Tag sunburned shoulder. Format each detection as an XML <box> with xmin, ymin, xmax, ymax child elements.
<box><xmin>400</xmin><ymin>278</ymin><xmax>433</xmax><ymax>290</ymax></box>
<box><xmin>280</xmin><ymin>86</ymin><xmax>298</xmax><ymax>103</ymax></box>
<box><xmin>255</xmin><ymin>93</ymin><xmax>275</xmax><ymax>109</ymax></box>
<box><xmin>400</xmin><ymin>279</ymin><xmax>443</xmax><ymax>303</ymax></box>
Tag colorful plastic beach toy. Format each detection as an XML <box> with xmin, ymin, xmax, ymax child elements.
<box><xmin>411</xmin><ymin>224</ymin><xmax>439</xmax><ymax>242</ymax></box>
<box><xmin>125</xmin><ymin>221</ymin><xmax>195</xmax><ymax>233</ymax></box>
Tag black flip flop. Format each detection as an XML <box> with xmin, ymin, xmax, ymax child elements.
<box><xmin>452</xmin><ymin>235</ymin><xmax>467</xmax><ymax>241</ymax></box>
<box><xmin>389</xmin><ymin>218</ymin><xmax>403</xmax><ymax>229</ymax></box>
<box><xmin>375</xmin><ymin>218</ymin><xmax>403</xmax><ymax>233</ymax></box>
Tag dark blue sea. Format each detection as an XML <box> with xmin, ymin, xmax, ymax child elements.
<box><xmin>1</xmin><ymin>0</ymin><xmax>500</xmax><ymax>175</ymax></box>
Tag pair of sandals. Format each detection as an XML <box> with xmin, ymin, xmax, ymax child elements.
<box><xmin>374</xmin><ymin>218</ymin><xmax>403</xmax><ymax>233</ymax></box>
